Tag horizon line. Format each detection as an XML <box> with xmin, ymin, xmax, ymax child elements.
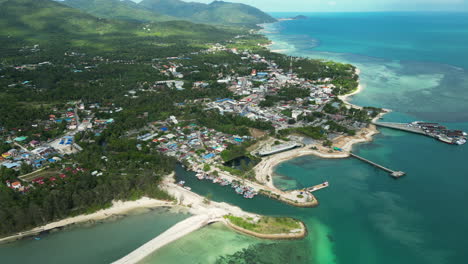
<box><xmin>267</xmin><ymin>10</ymin><xmax>468</xmax><ymax>13</ymax></box>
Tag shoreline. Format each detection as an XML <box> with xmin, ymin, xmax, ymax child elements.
<box><xmin>2</xmin><ymin>23</ymin><xmax>385</xmax><ymax>260</ymax></box>
<box><xmin>113</xmin><ymin>174</ymin><xmax>307</xmax><ymax>264</ymax></box>
<box><xmin>0</xmin><ymin>197</ymin><xmax>175</xmax><ymax>245</ymax></box>
<box><xmin>253</xmin><ymin>35</ymin><xmax>390</xmax><ymax>190</ymax></box>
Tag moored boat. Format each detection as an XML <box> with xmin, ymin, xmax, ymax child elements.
<box><xmin>437</xmin><ymin>135</ymin><xmax>455</xmax><ymax>144</ymax></box>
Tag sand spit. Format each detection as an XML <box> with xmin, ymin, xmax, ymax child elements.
<box><xmin>0</xmin><ymin>198</ymin><xmax>174</xmax><ymax>245</ymax></box>
<box><xmin>112</xmin><ymin>175</ymin><xmax>306</xmax><ymax>264</ymax></box>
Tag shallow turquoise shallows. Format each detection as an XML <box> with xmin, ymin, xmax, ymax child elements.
<box><xmin>2</xmin><ymin>12</ymin><xmax>468</xmax><ymax>264</ymax></box>
<box><xmin>0</xmin><ymin>207</ymin><xmax>189</xmax><ymax>264</ymax></box>
<box><xmin>147</xmin><ymin>12</ymin><xmax>468</xmax><ymax>264</ymax></box>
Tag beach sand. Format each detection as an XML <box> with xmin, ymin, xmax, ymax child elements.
<box><xmin>0</xmin><ymin>197</ymin><xmax>174</xmax><ymax>244</ymax></box>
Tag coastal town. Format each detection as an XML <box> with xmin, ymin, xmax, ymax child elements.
<box><xmin>1</xmin><ymin>13</ymin><xmax>467</xmax><ymax>264</ymax></box>
<box><xmin>2</xmin><ymin>40</ymin><xmax>467</xmax><ymax>202</ymax></box>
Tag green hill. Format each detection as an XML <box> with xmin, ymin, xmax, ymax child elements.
<box><xmin>0</xmin><ymin>0</ymin><xmax>129</xmax><ymax>39</ymax></box>
<box><xmin>62</xmin><ymin>0</ymin><xmax>176</xmax><ymax>22</ymax></box>
<box><xmin>0</xmin><ymin>0</ymin><xmax>241</xmax><ymax>55</ymax></box>
<box><xmin>139</xmin><ymin>0</ymin><xmax>277</xmax><ymax>26</ymax></box>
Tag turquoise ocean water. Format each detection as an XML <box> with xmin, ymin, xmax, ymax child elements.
<box><xmin>148</xmin><ymin>12</ymin><xmax>468</xmax><ymax>264</ymax></box>
<box><xmin>1</xmin><ymin>12</ymin><xmax>468</xmax><ymax>264</ymax></box>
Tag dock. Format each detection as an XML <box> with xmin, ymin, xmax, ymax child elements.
<box><xmin>350</xmin><ymin>153</ymin><xmax>405</xmax><ymax>178</ymax></box>
<box><xmin>373</xmin><ymin>122</ymin><xmax>426</xmax><ymax>135</ymax></box>
<box><xmin>304</xmin><ymin>181</ymin><xmax>329</xmax><ymax>193</ymax></box>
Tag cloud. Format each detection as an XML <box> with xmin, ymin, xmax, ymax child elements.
<box><xmin>328</xmin><ymin>1</ymin><xmax>337</xmax><ymax>6</ymax></box>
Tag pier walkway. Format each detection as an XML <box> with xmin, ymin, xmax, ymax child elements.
<box><xmin>373</xmin><ymin>122</ymin><xmax>426</xmax><ymax>135</ymax></box>
<box><xmin>304</xmin><ymin>182</ymin><xmax>329</xmax><ymax>193</ymax></box>
<box><xmin>112</xmin><ymin>214</ymin><xmax>220</xmax><ymax>264</ymax></box>
<box><xmin>350</xmin><ymin>153</ymin><xmax>405</xmax><ymax>178</ymax></box>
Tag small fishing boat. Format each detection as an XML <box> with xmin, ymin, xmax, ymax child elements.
<box><xmin>177</xmin><ymin>180</ymin><xmax>185</xmax><ymax>186</ymax></box>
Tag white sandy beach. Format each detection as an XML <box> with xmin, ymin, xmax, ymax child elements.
<box><xmin>113</xmin><ymin>175</ymin><xmax>261</xmax><ymax>264</ymax></box>
<box><xmin>0</xmin><ymin>197</ymin><xmax>174</xmax><ymax>244</ymax></box>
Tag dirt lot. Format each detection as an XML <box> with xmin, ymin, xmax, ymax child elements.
<box><xmin>19</xmin><ymin>168</ymin><xmax>59</xmax><ymax>182</ymax></box>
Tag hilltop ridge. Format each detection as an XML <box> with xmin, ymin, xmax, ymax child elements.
<box><xmin>62</xmin><ymin>0</ymin><xmax>176</xmax><ymax>22</ymax></box>
<box><xmin>139</xmin><ymin>0</ymin><xmax>277</xmax><ymax>26</ymax></box>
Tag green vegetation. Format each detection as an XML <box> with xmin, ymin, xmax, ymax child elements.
<box><xmin>220</xmin><ymin>140</ymin><xmax>258</xmax><ymax>162</ymax></box>
<box><xmin>0</xmin><ymin>135</ymin><xmax>175</xmax><ymax>236</ymax></box>
<box><xmin>63</xmin><ymin>0</ymin><xmax>176</xmax><ymax>22</ymax></box>
<box><xmin>259</xmin><ymin>86</ymin><xmax>310</xmax><ymax>107</ymax></box>
<box><xmin>198</xmin><ymin>111</ymin><xmax>273</xmax><ymax>137</ymax></box>
<box><xmin>225</xmin><ymin>215</ymin><xmax>302</xmax><ymax>234</ymax></box>
<box><xmin>257</xmin><ymin>52</ymin><xmax>359</xmax><ymax>95</ymax></box>
<box><xmin>0</xmin><ymin>0</ymin><xmax>371</xmax><ymax>239</ymax></box>
<box><xmin>216</xmin><ymin>243</ymin><xmax>308</xmax><ymax>264</ymax></box>
<box><xmin>203</xmin><ymin>163</ymin><xmax>211</xmax><ymax>172</ymax></box>
<box><xmin>0</xmin><ymin>0</ymin><xmax>240</xmax><ymax>54</ymax></box>
<box><xmin>326</xmin><ymin>120</ymin><xmax>356</xmax><ymax>136</ymax></box>
<box><xmin>278</xmin><ymin>126</ymin><xmax>325</xmax><ymax>140</ymax></box>
<box><xmin>139</xmin><ymin>0</ymin><xmax>276</xmax><ymax>26</ymax></box>
<box><xmin>221</xmin><ymin>144</ymin><xmax>247</xmax><ymax>162</ymax></box>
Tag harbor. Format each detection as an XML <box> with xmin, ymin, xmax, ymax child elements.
<box><xmin>374</xmin><ymin>121</ymin><xmax>467</xmax><ymax>145</ymax></box>
<box><xmin>180</xmin><ymin>164</ymin><xmax>319</xmax><ymax>208</ymax></box>
<box><xmin>188</xmin><ymin>171</ymin><xmax>259</xmax><ymax>199</ymax></box>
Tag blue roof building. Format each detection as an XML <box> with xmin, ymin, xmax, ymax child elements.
<box><xmin>203</xmin><ymin>153</ymin><xmax>215</xmax><ymax>159</ymax></box>
<box><xmin>2</xmin><ymin>162</ymin><xmax>21</xmax><ymax>169</ymax></box>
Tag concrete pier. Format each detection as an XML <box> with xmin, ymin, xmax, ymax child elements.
<box><xmin>350</xmin><ymin>153</ymin><xmax>405</xmax><ymax>178</ymax></box>
<box><xmin>112</xmin><ymin>215</ymin><xmax>219</xmax><ymax>264</ymax></box>
<box><xmin>304</xmin><ymin>182</ymin><xmax>329</xmax><ymax>193</ymax></box>
<box><xmin>373</xmin><ymin>122</ymin><xmax>426</xmax><ymax>135</ymax></box>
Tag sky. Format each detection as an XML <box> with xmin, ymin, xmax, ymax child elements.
<box><xmin>132</xmin><ymin>0</ymin><xmax>468</xmax><ymax>12</ymax></box>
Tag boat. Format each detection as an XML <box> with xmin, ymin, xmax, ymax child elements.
<box><xmin>177</xmin><ymin>180</ymin><xmax>185</xmax><ymax>186</ymax></box>
<box><xmin>437</xmin><ymin>135</ymin><xmax>454</xmax><ymax>144</ymax></box>
<box><xmin>183</xmin><ymin>186</ymin><xmax>192</xmax><ymax>191</ymax></box>
<box><xmin>455</xmin><ymin>138</ymin><xmax>467</xmax><ymax>145</ymax></box>
<box><xmin>235</xmin><ymin>187</ymin><xmax>244</xmax><ymax>194</ymax></box>
<box><xmin>243</xmin><ymin>190</ymin><xmax>257</xmax><ymax>199</ymax></box>
<box><xmin>220</xmin><ymin>179</ymin><xmax>230</xmax><ymax>186</ymax></box>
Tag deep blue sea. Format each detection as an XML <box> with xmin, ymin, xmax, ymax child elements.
<box><xmin>1</xmin><ymin>12</ymin><xmax>468</xmax><ymax>264</ymax></box>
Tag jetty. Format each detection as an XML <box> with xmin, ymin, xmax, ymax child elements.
<box><xmin>113</xmin><ymin>214</ymin><xmax>220</xmax><ymax>264</ymax></box>
<box><xmin>373</xmin><ymin>121</ymin><xmax>467</xmax><ymax>145</ymax></box>
<box><xmin>304</xmin><ymin>182</ymin><xmax>329</xmax><ymax>193</ymax></box>
<box><xmin>373</xmin><ymin>122</ymin><xmax>426</xmax><ymax>135</ymax></box>
<box><xmin>350</xmin><ymin>153</ymin><xmax>405</xmax><ymax>178</ymax></box>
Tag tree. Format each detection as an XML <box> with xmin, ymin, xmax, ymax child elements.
<box><xmin>323</xmin><ymin>140</ymin><xmax>332</xmax><ymax>147</ymax></box>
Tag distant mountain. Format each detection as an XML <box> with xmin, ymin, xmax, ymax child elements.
<box><xmin>139</xmin><ymin>0</ymin><xmax>277</xmax><ymax>26</ymax></box>
<box><xmin>0</xmin><ymin>0</ymin><xmax>239</xmax><ymax>50</ymax></box>
<box><xmin>0</xmin><ymin>0</ymin><xmax>129</xmax><ymax>39</ymax></box>
<box><xmin>62</xmin><ymin>0</ymin><xmax>176</xmax><ymax>22</ymax></box>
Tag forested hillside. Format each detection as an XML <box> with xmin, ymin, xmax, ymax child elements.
<box><xmin>62</xmin><ymin>0</ymin><xmax>176</xmax><ymax>22</ymax></box>
<box><xmin>139</xmin><ymin>0</ymin><xmax>277</xmax><ymax>25</ymax></box>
